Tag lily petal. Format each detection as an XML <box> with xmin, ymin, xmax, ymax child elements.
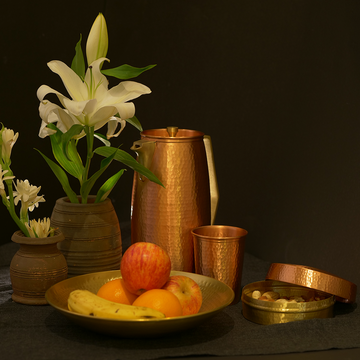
<box><xmin>84</xmin><ymin>57</ymin><xmax>109</xmax><ymax>101</ymax></box>
<box><xmin>88</xmin><ymin>105</ymin><xmax>119</xmax><ymax>128</ymax></box>
<box><xmin>39</xmin><ymin>100</ymin><xmax>61</xmax><ymax>122</ymax></box>
<box><xmin>38</xmin><ymin>101</ymin><xmax>83</xmax><ymax>138</ymax></box>
<box><xmin>89</xmin><ymin>102</ymin><xmax>135</xmax><ymax>128</ymax></box>
<box><xmin>37</xmin><ymin>85</ymin><xmax>70</xmax><ymax>109</ymax></box>
<box><xmin>107</xmin><ymin>117</ymin><xmax>126</xmax><ymax>139</ymax></box>
<box><xmin>101</xmin><ymin>81</ymin><xmax>151</xmax><ymax>107</ymax></box>
<box><xmin>63</xmin><ymin>97</ymin><xmax>93</xmax><ymax>117</ymax></box>
<box><xmin>113</xmin><ymin>102</ymin><xmax>136</xmax><ymax>120</ymax></box>
<box><xmin>47</xmin><ymin>60</ymin><xmax>88</xmax><ymax>101</ymax></box>
<box><xmin>52</xmin><ymin>108</ymin><xmax>82</xmax><ymax>133</ymax></box>
<box><xmin>39</xmin><ymin>122</ymin><xmax>56</xmax><ymax>138</ymax></box>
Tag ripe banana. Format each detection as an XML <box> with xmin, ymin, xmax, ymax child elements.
<box><xmin>68</xmin><ymin>289</ymin><xmax>166</xmax><ymax>320</ymax></box>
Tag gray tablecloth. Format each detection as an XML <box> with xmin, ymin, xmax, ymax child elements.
<box><xmin>0</xmin><ymin>224</ymin><xmax>359</xmax><ymax>360</ymax></box>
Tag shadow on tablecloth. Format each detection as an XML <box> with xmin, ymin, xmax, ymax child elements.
<box><xmin>0</xmin><ymin>222</ymin><xmax>359</xmax><ymax>360</ymax></box>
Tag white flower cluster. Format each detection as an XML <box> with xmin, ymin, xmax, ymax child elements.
<box><xmin>0</xmin><ymin>125</ymin><xmax>54</xmax><ymax>238</ymax></box>
<box><xmin>0</xmin><ymin>164</ymin><xmax>14</xmax><ymax>196</ymax></box>
<box><xmin>13</xmin><ymin>179</ymin><xmax>45</xmax><ymax>212</ymax></box>
<box><xmin>26</xmin><ymin>217</ymin><xmax>54</xmax><ymax>238</ymax></box>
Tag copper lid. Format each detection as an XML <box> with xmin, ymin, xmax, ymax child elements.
<box><xmin>266</xmin><ymin>263</ymin><xmax>357</xmax><ymax>303</ymax></box>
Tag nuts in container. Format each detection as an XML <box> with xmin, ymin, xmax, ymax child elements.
<box><xmin>251</xmin><ymin>290</ymin><xmax>329</xmax><ymax>303</ymax></box>
<box><xmin>241</xmin><ymin>264</ymin><xmax>356</xmax><ymax>325</ymax></box>
<box><xmin>241</xmin><ymin>280</ymin><xmax>336</xmax><ymax>325</ymax></box>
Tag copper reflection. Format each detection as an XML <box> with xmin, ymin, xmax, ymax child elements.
<box><xmin>192</xmin><ymin>225</ymin><xmax>248</xmax><ymax>304</ymax></box>
<box><xmin>131</xmin><ymin>128</ymin><xmax>219</xmax><ymax>272</ymax></box>
<box><xmin>266</xmin><ymin>263</ymin><xmax>357</xmax><ymax>303</ymax></box>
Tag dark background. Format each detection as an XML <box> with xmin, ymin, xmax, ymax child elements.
<box><xmin>1</xmin><ymin>0</ymin><xmax>359</xmax><ymax>286</ymax></box>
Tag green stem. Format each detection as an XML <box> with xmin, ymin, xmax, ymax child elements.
<box><xmin>20</xmin><ymin>203</ymin><xmax>29</xmax><ymax>224</ymax></box>
<box><xmin>82</xmin><ymin>125</ymin><xmax>94</xmax><ymax>203</ymax></box>
<box><xmin>5</xmin><ymin>178</ymin><xmax>30</xmax><ymax>237</ymax></box>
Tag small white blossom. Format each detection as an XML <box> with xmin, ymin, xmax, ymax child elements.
<box><xmin>13</xmin><ymin>179</ymin><xmax>45</xmax><ymax>211</ymax></box>
<box><xmin>1</xmin><ymin>127</ymin><xmax>19</xmax><ymax>164</ymax></box>
<box><xmin>25</xmin><ymin>217</ymin><xmax>55</xmax><ymax>238</ymax></box>
<box><xmin>0</xmin><ymin>164</ymin><xmax>15</xmax><ymax>198</ymax></box>
<box><xmin>0</xmin><ymin>164</ymin><xmax>15</xmax><ymax>189</ymax></box>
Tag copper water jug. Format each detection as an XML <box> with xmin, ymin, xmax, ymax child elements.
<box><xmin>130</xmin><ymin>127</ymin><xmax>219</xmax><ymax>272</ymax></box>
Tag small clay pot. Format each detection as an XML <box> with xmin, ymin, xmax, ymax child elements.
<box><xmin>10</xmin><ymin>230</ymin><xmax>68</xmax><ymax>305</ymax></box>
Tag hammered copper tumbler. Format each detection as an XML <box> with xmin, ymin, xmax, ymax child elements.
<box><xmin>192</xmin><ymin>225</ymin><xmax>248</xmax><ymax>304</ymax></box>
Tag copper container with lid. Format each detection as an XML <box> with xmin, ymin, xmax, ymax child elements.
<box><xmin>130</xmin><ymin>127</ymin><xmax>219</xmax><ymax>272</ymax></box>
<box><xmin>266</xmin><ymin>263</ymin><xmax>357</xmax><ymax>303</ymax></box>
<box><xmin>241</xmin><ymin>263</ymin><xmax>357</xmax><ymax>325</ymax></box>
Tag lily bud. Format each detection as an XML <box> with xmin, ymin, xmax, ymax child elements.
<box><xmin>86</xmin><ymin>13</ymin><xmax>108</xmax><ymax>66</ymax></box>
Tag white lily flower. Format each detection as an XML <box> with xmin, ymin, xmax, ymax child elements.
<box><xmin>1</xmin><ymin>127</ymin><xmax>19</xmax><ymax>164</ymax></box>
<box><xmin>25</xmin><ymin>217</ymin><xmax>55</xmax><ymax>238</ymax></box>
<box><xmin>86</xmin><ymin>13</ymin><xmax>108</xmax><ymax>66</ymax></box>
<box><xmin>38</xmin><ymin>100</ymin><xmax>85</xmax><ymax>139</ymax></box>
<box><xmin>13</xmin><ymin>179</ymin><xmax>45</xmax><ymax>212</ymax></box>
<box><xmin>37</xmin><ymin>57</ymin><xmax>150</xmax><ymax>139</ymax></box>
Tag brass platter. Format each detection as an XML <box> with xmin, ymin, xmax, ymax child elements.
<box><xmin>45</xmin><ymin>270</ymin><xmax>234</xmax><ymax>338</ymax></box>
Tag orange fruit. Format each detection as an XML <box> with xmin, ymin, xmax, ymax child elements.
<box><xmin>132</xmin><ymin>289</ymin><xmax>183</xmax><ymax>318</ymax></box>
<box><xmin>97</xmin><ymin>278</ymin><xmax>138</xmax><ymax>305</ymax></box>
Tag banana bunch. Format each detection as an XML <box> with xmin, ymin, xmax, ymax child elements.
<box><xmin>68</xmin><ymin>290</ymin><xmax>166</xmax><ymax>320</ymax></box>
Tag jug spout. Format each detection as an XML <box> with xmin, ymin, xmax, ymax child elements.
<box><xmin>131</xmin><ymin>140</ymin><xmax>156</xmax><ymax>181</ymax></box>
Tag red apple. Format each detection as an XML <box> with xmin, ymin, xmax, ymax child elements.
<box><xmin>120</xmin><ymin>242</ymin><xmax>171</xmax><ymax>295</ymax></box>
<box><xmin>162</xmin><ymin>275</ymin><xmax>203</xmax><ymax>315</ymax></box>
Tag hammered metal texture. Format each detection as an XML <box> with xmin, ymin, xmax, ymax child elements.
<box><xmin>51</xmin><ymin>196</ymin><xmax>122</xmax><ymax>276</ymax></box>
<box><xmin>241</xmin><ymin>280</ymin><xmax>335</xmax><ymax>325</ymax></box>
<box><xmin>45</xmin><ymin>270</ymin><xmax>234</xmax><ymax>338</ymax></box>
<box><xmin>266</xmin><ymin>263</ymin><xmax>357</xmax><ymax>303</ymax></box>
<box><xmin>131</xmin><ymin>129</ymin><xmax>211</xmax><ymax>272</ymax></box>
<box><xmin>192</xmin><ymin>225</ymin><xmax>247</xmax><ymax>304</ymax></box>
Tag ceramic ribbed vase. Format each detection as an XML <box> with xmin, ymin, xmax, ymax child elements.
<box><xmin>50</xmin><ymin>196</ymin><xmax>122</xmax><ymax>277</ymax></box>
<box><xmin>10</xmin><ymin>229</ymin><xmax>68</xmax><ymax>305</ymax></box>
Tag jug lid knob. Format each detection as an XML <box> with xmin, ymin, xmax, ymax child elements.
<box><xmin>167</xmin><ymin>126</ymin><xmax>178</xmax><ymax>137</ymax></box>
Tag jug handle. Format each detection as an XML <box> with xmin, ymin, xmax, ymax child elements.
<box><xmin>131</xmin><ymin>139</ymin><xmax>156</xmax><ymax>181</ymax></box>
<box><xmin>204</xmin><ymin>135</ymin><xmax>219</xmax><ymax>225</ymax></box>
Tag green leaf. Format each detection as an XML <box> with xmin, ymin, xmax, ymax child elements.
<box><xmin>94</xmin><ymin>133</ymin><xmax>111</xmax><ymax>147</ymax></box>
<box><xmin>47</xmin><ymin>124</ymin><xmax>84</xmax><ymax>180</ymax></box>
<box><xmin>126</xmin><ymin>116</ymin><xmax>143</xmax><ymax>132</ymax></box>
<box><xmin>80</xmin><ymin>147</ymin><xmax>118</xmax><ymax>202</ymax></box>
<box><xmin>95</xmin><ymin>169</ymin><xmax>125</xmax><ymax>203</ymax></box>
<box><xmin>61</xmin><ymin>124</ymin><xmax>84</xmax><ymax>160</ymax></box>
<box><xmin>94</xmin><ymin>146</ymin><xmax>164</xmax><ymax>187</ymax></box>
<box><xmin>113</xmin><ymin>114</ymin><xmax>143</xmax><ymax>131</ymax></box>
<box><xmin>71</xmin><ymin>34</ymin><xmax>85</xmax><ymax>80</ymax></box>
<box><xmin>101</xmin><ymin>64</ymin><xmax>156</xmax><ymax>80</ymax></box>
<box><xmin>66</xmin><ymin>138</ymin><xmax>84</xmax><ymax>176</ymax></box>
<box><xmin>35</xmin><ymin>149</ymin><xmax>79</xmax><ymax>203</ymax></box>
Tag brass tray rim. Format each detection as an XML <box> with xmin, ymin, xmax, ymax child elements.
<box><xmin>45</xmin><ymin>270</ymin><xmax>235</xmax><ymax>337</ymax></box>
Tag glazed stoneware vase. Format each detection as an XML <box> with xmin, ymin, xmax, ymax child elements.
<box><xmin>50</xmin><ymin>196</ymin><xmax>122</xmax><ymax>277</ymax></box>
<box><xmin>10</xmin><ymin>229</ymin><xmax>68</xmax><ymax>305</ymax></box>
